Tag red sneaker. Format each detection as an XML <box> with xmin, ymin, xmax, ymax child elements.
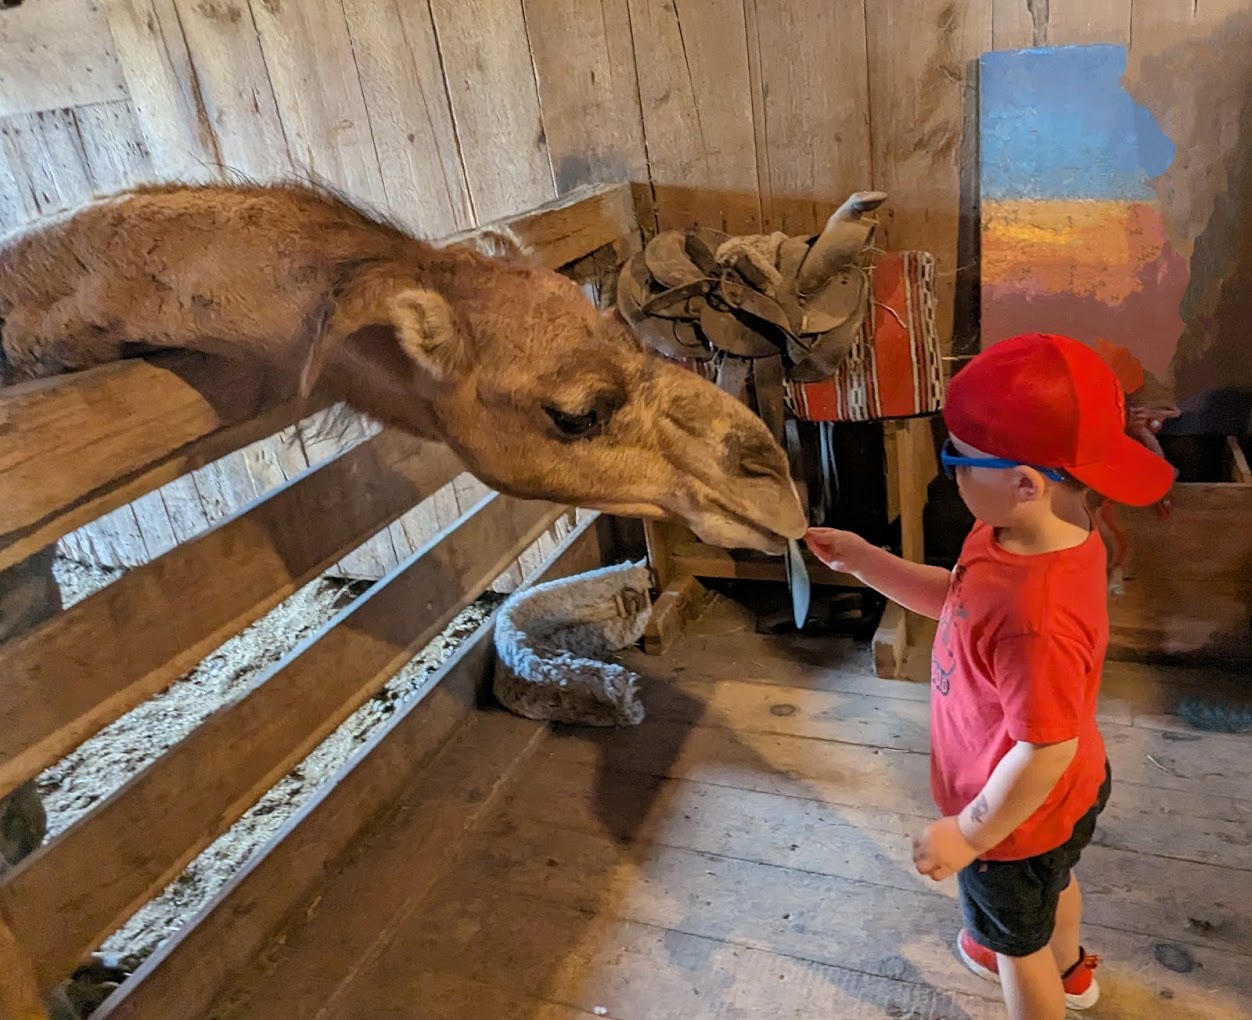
<box><xmin>956</xmin><ymin>928</ymin><xmax>1101</xmax><ymax>1010</ymax></box>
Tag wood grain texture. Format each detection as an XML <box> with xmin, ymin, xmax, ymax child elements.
<box><xmin>866</xmin><ymin>0</ymin><xmax>991</xmax><ymax>349</ymax></box>
<box><xmin>0</xmin><ymin>492</ymin><xmax>566</xmax><ymax>988</ymax></box>
<box><xmin>91</xmin><ymin>515</ymin><xmax>608</xmax><ymax>1020</ymax></box>
<box><xmin>0</xmin><ymin>432</ymin><xmax>463</xmax><ymax>801</ymax></box>
<box><xmin>340</xmin><ymin>0</ymin><xmax>474</xmax><ymax>236</ymax></box>
<box><xmin>522</xmin><ymin>0</ymin><xmax>649</xmax><ymax>196</ymax></box>
<box><xmin>993</xmin><ymin>0</ymin><xmax>1130</xmax><ymax>49</ymax></box>
<box><xmin>428</xmin><ymin>0</ymin><xmax>555</xmax><ymax>221</ymax></box>
<box><xmin>102</xmin><ymin>0</ymin><xmax>224</xmax><ymax>181</ymax></box>
<box><xmin>626</xmin><ymin>0</ymin><xmax>761</xmax><ymax>232</ymax></box>
<box><xmin>0</xmin><ymin>356</ymin><xmax>305</xmax><ymax>572</ymax></box>
<box><xmin>0</xmin><ymin>0</ymin><xmax>127</xmax><ymax>117</ymax></box>
<box><xmin>0</xmin><ymin>913</ymin><xmax>48</xmax><ymax>1020</ymax></box>
<box><xmin>163</xmin><ymin>0</ymin><xmax>291</xmax><ymax>179</ymax></box>
<box><xmin>745</xmin><ymin>0</ymin><xmax>872</xmax><ymax>234</ymax></box>
<box><xmin>248</xmin><ymin>0</ymin><xmax>387</xmax><ymax>206</ymax></box>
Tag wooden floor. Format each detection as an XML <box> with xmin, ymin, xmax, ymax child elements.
<box><xmin>206</xmin><ymin>596</ymin><xmax>1252</xmax><ymax>1019</ymax></box>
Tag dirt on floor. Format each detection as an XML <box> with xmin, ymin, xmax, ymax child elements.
<box><xmin>42</xmin><ymin>557</ymin><xmax>501</xmax><ymax>973</ymax></box>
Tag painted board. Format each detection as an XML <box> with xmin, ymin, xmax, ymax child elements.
<box><xmin>979</xmin><ymin>45</ymin><xmax>1184</xmax><ymax>404</ymax></box>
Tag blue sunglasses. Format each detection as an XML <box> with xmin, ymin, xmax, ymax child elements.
<box><xmin>941</xmin><ymin>439</ymin><xmax>1065</xmax><ymax>482</ymax></box>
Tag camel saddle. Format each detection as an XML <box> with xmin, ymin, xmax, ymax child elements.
<box><xmin>616</xmin><ymin>190</ymin><xmax>887</xmax><ymax>442</ymax></box>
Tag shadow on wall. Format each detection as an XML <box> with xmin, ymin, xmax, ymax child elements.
<box><xmin>1125</xmin><ymin>9</ymin><xmax>1252</xmax><ymax>437</ymax></box>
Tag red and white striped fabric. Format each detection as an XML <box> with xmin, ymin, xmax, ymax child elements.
<box><xmin>786</xmin><ymin>250</ymin><xmax>944</xmax><ymax>422</ymax></box>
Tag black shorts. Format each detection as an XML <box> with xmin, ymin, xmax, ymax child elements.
<box><xmin>958</xmin><ymin>762</ymin><xmax>1112</xmax><ymax>958</ymax></box>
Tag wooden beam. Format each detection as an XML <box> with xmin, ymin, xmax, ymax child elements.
<box><xmin>0</xmin><ymin>353</ymin><xmax>307</xmax><ymax>572</ymax></box>
<box><xmin>92</xmin><ymin>514</ymin><xmax>610</xmax><ymax>1020</ymax></box>
<box><xmin>442</xmin><ymin>182</ymin><xmax>638</xmax><ymax>271</ymax></box>
<box><xmin>0</xmin><ymin>430</ymin><xmax>463</xmax><ymax>801</ymax></box>
<box><xmin>670</xmin><ymin>542</ymin><xmax>864</xmax><ymax>587</ymax></box>
<box><xmin>0</xmin><ymin>912</ymin><xmax>48</xmax><ymax>1020</ymax></box>
<box><xmin>0</xmin><ymin>492</ymin><xmax>569</xmax><ymax>989</ymax></box>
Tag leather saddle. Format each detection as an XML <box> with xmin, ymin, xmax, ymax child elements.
<box><xmin>616</xmin><ymin>190</ymin><xmax>887</xmax><ymax>442</ymax></box>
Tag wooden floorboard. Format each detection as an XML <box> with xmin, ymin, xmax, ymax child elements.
<box><xmin>199</xmin><ymin>597</ymin><xmax>1252</xmax><ymax>1019</ymax></box>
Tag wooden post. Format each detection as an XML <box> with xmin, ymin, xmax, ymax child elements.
<box><xmin>873</xmin><ymin>418</ymin><xmax>937</xmax><ymax>679</ymax></box>
<box><xmin>0</xmin><ymin>912</ymin><xmax>49</xmax><ymax>1020</ymax></box>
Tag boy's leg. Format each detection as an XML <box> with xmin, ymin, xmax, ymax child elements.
<box><xmin>998</xmin><ymin>948</ymin><xmax>1066</xmax><ymax>1020</ymax></box>
<box><xmin>1049</xmin><ymin>875</ymin><xmax>1082</xmax><ymax>972</ymax></box>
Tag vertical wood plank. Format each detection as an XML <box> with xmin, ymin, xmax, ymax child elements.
<box><xmin>248</xmin><ymin>0</ymin><xmax>387</xmax><ymax>206</ymax></box>
<box><xmin>993</xmin><ymin>0</ymin><xmax>1131</xmax><ymax>49</ymax></box>
<box><xmin>0</xmin><ymin>110</ymin><xmax>94</xmax><ymax>219</ymax></box>
<box><xmin>1046</xmin><ymin>1</ymin><xmax>1131</xmax><ymax>45</ymax></box>
<box><xmin>522</xmin><ymin>0</ymin><xmax>649</xmax><ymax>196</ymax></box>
<box><xmin>102</xmin><ymin>0</ymin><xmax>224</xmax><ymax>181</ymax></box>
<box><xmin>866</xmin><ymin>0</ymin><xmax>992</xmax><ymax>349</ymax></box>
<box><xmin>428</xmin><ymin>0</ymin><xmax>555</xmax><ymax>221</ymax></box>
<box><xmin>627</xmin><ymin>0</ymin><xmax>760</xmax><ymax>233</ymax></box>
<box><xmin>0</xmin><ymin>130</ymin><xmax>24</xmax><ymax>232</ymax></box>
<box><xmin>169</xmin><ymin>0</ymin><xmax>291</xmax><ymax>179</ymax></box>
<box><xmin>744</xmin><ymin>0</ymin><xmax>872</xmax><ymax>235</ymax></box>
<box><xmin>73</xmin><ymin>100</ymin><xmax>154</xmax><ymax>190</ymax></box>
<box><xmin>340</xmin><ymin>0</ymin><xmax>473</xmax><ymax>236</ymax></box>
<box><xmin>0</xmin><ymin>912</ymin><xmax>48</xmax><ymax>1020</ymax></box>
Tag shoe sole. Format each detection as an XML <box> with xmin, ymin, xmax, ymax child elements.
<box><xmin>956</xmin><ymin>938</ymin><xmax>999</xmax><ymax>984</ymax></box>
<box><xmin>958</xmin><ymin>940</ymin><xmax>1101</xmax><ymax>1011</ymax></box>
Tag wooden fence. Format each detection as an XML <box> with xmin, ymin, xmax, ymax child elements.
<box><xmin>0</xmin><ymin>184</ymin><xmax>637</xmax><ymax>1019</ymax></box>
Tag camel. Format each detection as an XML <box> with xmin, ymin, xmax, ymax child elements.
<box><xmin>0</xmin><ymin>183</ymin><xmax>810</xmax><ymax>1015</ymax></box>
<box><xmin>0</xmin><ymin>182</ymin><xmax>807</xmax><ymax>553</ymax></box>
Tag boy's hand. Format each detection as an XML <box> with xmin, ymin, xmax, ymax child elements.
<box><xmin>803</xmin><ymin>528</ymin><xmax>869</xmax><ymax>575</ymax></box>
<box><xmin>912</xmin><ymin>817</ymin><xmax>980</xmax><ymax>881</ymax></box>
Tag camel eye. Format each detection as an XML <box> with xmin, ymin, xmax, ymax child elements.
<box><xmin>544</xmin><ymin>405</ymin><xmax>606</xmax><ymax>440</ymax></box>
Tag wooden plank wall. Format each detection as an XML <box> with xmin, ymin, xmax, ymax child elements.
<box><xmin>0</xmin><ymin>0</ymin><xmax>1219</xmax><ymax>576</ymax></box>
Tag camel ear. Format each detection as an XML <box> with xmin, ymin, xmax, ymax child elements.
<box><xmin>389</xmin><ymin>288</ymin><xmax>467</xmax><ymax>382</ymax></box>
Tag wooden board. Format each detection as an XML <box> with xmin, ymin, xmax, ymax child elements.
<box><xmin>0</xmin><ymin>913</ymin><xmax>48</xmax><ymax>1020</ymax></box>
<box><xmin>249</xmin><ymin>0</ymin><xmax>387</xmax><ymax>207</ymax></box>
<box><xmin>744</xmin><ymin>0</ymin><xmax>872</xmax><ymax>234</ymax></box>
<box><xmin>340</xmin><ymin>0</ymin><xmax>474</xmax><ymax>235</ymax></box>
<box><xmin>1108</xmin><ymin>482</ymin><xmax>1252</xmax><ymax>660</ymax></box>
<box><xmin>0</xmin><ymin>354</ymin><xmax>303</xmax><ymax>572</ymax></box>
<box><xmin>158</xmin><ymin>0</ymin><xmax>292</xmax><ymax>179</ymax></box>
<box><xmin>627</xmin><ymin>0</ymin><xmax>761</xmax><ymax>233</ymax></box>
<box><xmin>95</xmin><ymin>514</ymin><xmax>609</xmax><ymax>1020</ymax></box>
<box><xmin>427</xmin><ymin>0</ymin><xmax>555</xmax><ymax>221</ymax></box>
<box><xmin>993</xmin><ymin>0</ymin><xmax>1132</xmax><ymax>49</ymax></box>
<box><xmin>0</xmin><ymin>0</ymin><xmax>127</xmax><ymax>117</ymax></box>
<box><xmin>0</xmin><ymin>492</ymin><xmax>567</xmax><ymax>988</ymax></box>
<box><xmin>521</xmin><ymin>0</ymin><xmax>649</xmax><ymax>197</ymax></box>
<box><xmin>0</xmin><ymin>431</ymin><xmax>463</xmax><ymax>800</ymax></box>
<box><xmin>102</xmin><ymin>0</ymin><xmax>224</xmax><ymax>181</ymax></box>
<box><xmin>865</xmin><ymin>0</ymin><xmax>992</xmax><ymax>348</ymax></box>
<box><xmin>462</xmin><ymin>182</ymin><xmax>639</xmax><ymax>270</ymax></box>
<box><xmin>408</xmin><ymin>805</ymin><xmax>1251</xmax><ymax>1018</ymax></box>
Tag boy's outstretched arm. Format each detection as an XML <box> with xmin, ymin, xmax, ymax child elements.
<box><xmin>805</xmin><ymin>527</ymin><xmax>951</xmax><ymax>620</ymax></box>
<box><xmin>912</xmin><ymin>738</ymin><xmax>1079</xmax><ymax>880</ymax></box>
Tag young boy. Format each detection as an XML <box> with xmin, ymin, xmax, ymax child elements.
<box><xmin>805</xmin><ymin>333</ymin><xmax>1175</xmax><ymax>1020</ymax></box>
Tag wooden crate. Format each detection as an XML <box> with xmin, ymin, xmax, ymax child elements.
<box><xmin>0</xmin><ymin>187</ymin><xmax>633</xmax><ymax>1019</ymax></box>
<box><xmin>1108</xmin><ymin>436</ymin><xmax>1252</xmax><ymax>663</ymax></box>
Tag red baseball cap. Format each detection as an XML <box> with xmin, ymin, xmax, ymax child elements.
<box><xmin>943</xmin><ymin>333</ymin><xmax>1175</xmax><ymax>506</ymax></box>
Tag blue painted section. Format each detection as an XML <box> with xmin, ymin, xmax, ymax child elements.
<box><xmin>979</xmin><ymin>44</ymin><xmax>1175</xmax><ymax>201</ymax></box>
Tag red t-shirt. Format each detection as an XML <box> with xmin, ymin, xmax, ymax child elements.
<box><xmin>930</xmin><ymin>521</ymin><xmax>1108</xmax><ymax>861</ymax></box>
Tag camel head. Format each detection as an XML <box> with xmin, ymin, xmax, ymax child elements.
<box><xmin>321</xmin><ymin>238</ymin><xmax>807</xmax><ymax>554</ymax></box>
